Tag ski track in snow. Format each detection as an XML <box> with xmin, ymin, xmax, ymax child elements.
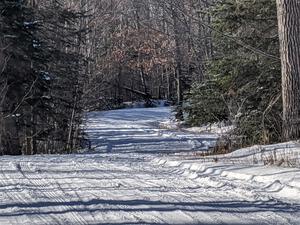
<box><xmin>0</xmin><ymin>107</ymin><xmax>299</xmax><ymax>224</ymax></box>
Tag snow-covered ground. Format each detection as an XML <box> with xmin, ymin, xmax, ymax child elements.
<box><xmin>85</xmin><ymin>107</ymin><xmax>217</xmax><ymax>154</ymax></box>
<box><xmin>0</xmin><ymin>107</ymin><xmax>300</xmax><ymax>224</ymax></box>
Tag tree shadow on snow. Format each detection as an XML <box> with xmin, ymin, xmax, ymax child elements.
<box><xmin>0</xmin><ymin>198</ymin><xmax>299</xmax><ymax>217</ymax></box>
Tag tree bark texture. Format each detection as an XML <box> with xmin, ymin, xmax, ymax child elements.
<box><xmin>276</xmin><ymin>0</ymin><xmax>300</xmax><ymax>140</ymax></box>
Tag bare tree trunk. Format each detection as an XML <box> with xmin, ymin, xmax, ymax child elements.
<box><xmin>66</xmin><ymin>92</ymin><xmax>78</xmax><ymax>153</ymax></box>
<box><xmin>172</xmin><ymin>5</ymin><xmax>184</xmax><ymax>120</ymax></box>
<box><xmin>276</xmin><ymin>0</ymin><xmax>300</xmax><ymax>140</ymax></box>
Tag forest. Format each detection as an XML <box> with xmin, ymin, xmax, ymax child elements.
<box><xmin>0</xmin><ymin>0</ymin><xmax>299</xmax><ymax>155</ymax></box>
<box><xmin>1</xmin><ymin>1</ymin><xmax>300</xmax><ymax>224</ymax></box>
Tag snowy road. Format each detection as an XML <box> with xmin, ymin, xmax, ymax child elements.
<box><xmin>0</xmin><ymin>107</ymin><xmax>299</xmax><ymax>224</ymax></box>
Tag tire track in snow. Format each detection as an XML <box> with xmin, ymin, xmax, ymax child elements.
<box><xmin>15</xmin><ymin>160</ymin><xmax>89</xmax><ymax>225</ymax></box>
<box><xmin>0</xmin><ymin>161</ymin><xmax>52</xmax><ymax>225</ymax></box>
<box><xmin>154</xmin><ymin>161</ymin><xmax>296</xmax><ymax>225</ymax></box>
<box><xmin>1</xmin><ymin>107</ymin><xmax>299</xmax><ymax>224</ymax></box>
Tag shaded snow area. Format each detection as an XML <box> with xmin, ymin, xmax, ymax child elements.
<box><xmin>85</xmin><ymin>107</ymin><xmax>217</xmax><ymax>154</ymax></box>
<box><xmin>0</xmin><ymin>107</ymin><xmax>300</xmax><ymax>225</ymax></box>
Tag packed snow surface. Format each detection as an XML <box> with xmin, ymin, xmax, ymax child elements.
<box><xmin>0</xmin><ymin>107</ymin><xmax>300</xmax><ymax>224</ymax></box>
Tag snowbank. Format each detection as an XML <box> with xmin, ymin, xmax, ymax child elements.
<box><xmin>184</xmin><ymin>123</ymin><xmax>234</xmax><ymax>135</ymax></box>
<box><xmin>201</xmin><ymin>141</ymin><xmax>300</xmax><ymax>167</ymax></box>
<box><xmin>153</xmin><ymin>141</ymin><xmax>300</xmax><ymax>203</ymax></box>
<box><xmin>159</xmin><ymin>120</ymin><xmax>234</xmax><ymax>136</ymax></box>
<box><xmin>153</xmin><ymin>157</ymin><xmax>300</xmax><ymax>203</ymax></box>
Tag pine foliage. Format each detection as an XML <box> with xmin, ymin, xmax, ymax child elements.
<box><xmin>0</xmin><ymin>0</ymin><xmax>86</xmax><ymax>155</ymax></box>
<box><xmin>184</xmin><ymin>0</ymin><xmax>282</xmax><ymax>145</ymax></box>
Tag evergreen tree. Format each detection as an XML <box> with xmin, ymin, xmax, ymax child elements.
<box><xmin>185</xmin><ymin>0</ymin><xmax>281</xmax><ymax>146</ymax></box>
<box><xmin>0</xmin><ymin>0</ymin><xmax>86</xmax><ymax>155</ymax></box>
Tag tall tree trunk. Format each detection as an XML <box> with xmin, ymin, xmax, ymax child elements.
<box><xmin>172</xmin><ymin>5</ymin><xmax>184</xmax><ymax>120</ymax></box>
<box><xmin>276</xmin><ymin>0</ymin><xmax>300</xmax><ymax>140</ymax></box>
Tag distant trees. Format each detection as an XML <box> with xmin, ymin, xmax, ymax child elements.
<box><xmin>81</xmin><ymin>0</ymin><xmax>214</xmax><ymax>110</ymax></box>
<box><xmin>276</xmin><ymin>0</ymin><xmax>300</xmax><ymax>141</ymax></box>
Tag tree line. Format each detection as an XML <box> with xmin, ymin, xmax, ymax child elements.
<box><xmin>0</xmin><ymin>0</ymin><xmax>299</xmax><ymax>155</ymax></box>
<box><xmin>0</xmin><ymin>0</ymin><xmax>87</xmax><ymax>155</ymax></box>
